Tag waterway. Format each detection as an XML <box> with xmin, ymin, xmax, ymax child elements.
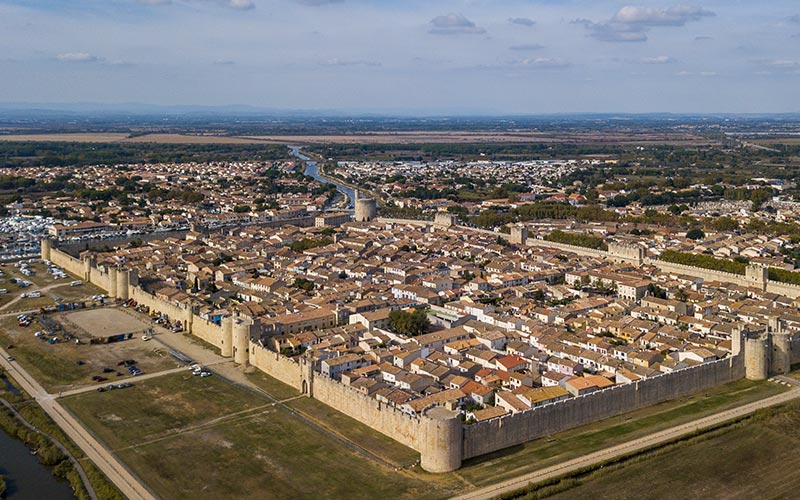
<box><xmin>291</xmin><ymin>148</ymin><xmax>355</xmax><ymax>209</ymax></box>
<box><xmin>0</xmin><ymin>428</ymin><xmax>76</xmax><ymax>500</ymax></box>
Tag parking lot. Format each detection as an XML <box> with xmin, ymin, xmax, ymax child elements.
<box><xmin>0</xmin><ymin>308</ymin><xmax>179</xmax><ymax>393</ymax></box>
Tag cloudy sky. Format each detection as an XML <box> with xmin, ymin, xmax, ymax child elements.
<box><xmin>1</xmin><ymin>0</ymin><xmax>798</xmax><ymax>114</ymax></box>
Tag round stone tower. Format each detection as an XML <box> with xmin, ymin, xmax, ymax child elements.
<box><xmin>354</xmin><ymin>191</ymin><xmax>377</xmax><ymax>222</ymax></box>
<box><xmin>233</xmin><ymin>319</ymin><xmax>250</xmax><ymax>366</ymax></box>
<box><xmin>744</xmin><ymin>335</ymin><xmax>769</xmax><ymax>381</ymax></box>
<box><xmin>221</xmin><ymin>316</ymin><xmax>234</xmax><ymax>358</ymax></box>
<box><xmin>116</xmin><ymin>268</ymin><xmax>130</xmax><ymax>302</ymax></box>
<box><xmin>108</xmin><ymin>267</ymin><xmax>118</xmax><ymax>299</ymax></box>
<box><xmin>419</xmin><ymin>406</ymin><xmax>463</xmax><ymax>473</ymax></box>
<box><xmin>83</xmin><ymin>256</ymin><xmax>93</xmax><ymax>282</ymax></box>
<box><xmin>41</xmin><ymin>238</ymin><xmax>52</xmax><ymax>261</ymax></box>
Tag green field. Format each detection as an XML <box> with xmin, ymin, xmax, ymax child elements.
<box><xmin>533</xmin><ymin>401</ymin><xmax>800</xmax><ymax>500</ymax></box>
<box><xmin>62</xmin><ymin>373</ymin><xmax>460</xmax><ymax>500</ymax></box>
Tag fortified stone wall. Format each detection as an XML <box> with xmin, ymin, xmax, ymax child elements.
<box><xmin>525</xmin><ymin>239</ymin><xmax>607</xmax><ymax>259</ymax></box>
<box><xmin>766</xmin><ymin>281</ymin><xmax>800</xmax><ymax>299</ymax></box>
<box><xmin>646</xmin><ymin>259</ymin><xmax>748</xmax><ymax>285</ymax></box>
<box><xmin>249</xmin><ymin>342</ymin><xmax>305</xmax><ymax>389</ymax></box>
<box><xmin>88</xmin><ymin>266</ymin><xmax>115</xmax><ymax>296</ymax></box>
<box><xmin>311</xmin><ymin>372</ymin><xmax>424</xmax><ymax>451</ymax></box>
<box><xmin>191</xmin><ymin>317</ymin><xmax>225</xmax><ymax>350</ymax></box>
<box><xmin>48</xmin><ymin>247</ymin><xmax>86</xmax><ymax>279</ymax></box>
<box><xmin>462</xmin><ymin>355</ymin><xmax>744</xmax><ymax>459</ymax></box>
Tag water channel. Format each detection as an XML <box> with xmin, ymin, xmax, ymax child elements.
<box><xmin>291</xmin><ymin>148</ymin><xmax>355</xmax><ymax>209</ymax></box>
<box><xmin>0</xmin><ymin>425</ymin><xmax>76</xmax><ymax>500</ymax></box>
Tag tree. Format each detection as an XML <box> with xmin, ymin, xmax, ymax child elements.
<box><xmin>686</xmin><ymin>228</ymin><xmax>705</xmax><ymax>241</ymax></box>
<box><xmin>646</xmin><ymin>283</ymin><xmax>667</xmax><ymax>299</ymax></box>
<box><xmin>293</xmin><ymin>277</ymin><xmax>315</xmax><ymax>292</ymax></box>
<box><xmin>387</xmin><ymin>309</ymin><xmax>430</xmax><ymax>337</ymax></box>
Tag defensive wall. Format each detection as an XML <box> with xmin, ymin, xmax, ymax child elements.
<box><xmin>462</xmin><ymin>355</ymin><xmax>744</xmax><ymax>460</ymax></box>
<box><xmin>40</xmin><ymin>237</ymin><xmax>795</xmax><ymax>473</ymax></box>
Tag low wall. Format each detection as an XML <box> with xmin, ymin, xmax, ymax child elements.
<box><xmin>462</xmin><ymin>355</ymin><xmax>744</xmax><ymax>459</ymax></box>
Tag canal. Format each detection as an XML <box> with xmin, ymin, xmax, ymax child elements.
<box><xmin>291</xmin><ymin>148</ymin><xmax>355</xmax><ymax>209</ymax></box>
<box><xmin>0</xmin><ymin>427</ymin><xmax>76</xmax><ymax>500</ymax></box>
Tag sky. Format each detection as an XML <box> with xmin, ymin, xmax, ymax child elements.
<box><xmin>0</xmin><ymin>0</ymin><xmax>799</xmax><ymax>114</ymax></box>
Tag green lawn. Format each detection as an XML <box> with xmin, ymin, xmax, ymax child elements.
<box><xmin>457</xmin><ymin>378</ymin><xmax>787</xmax><ymax>487</ymax></box>
<box><xmin>62</xmin><ymin>373</ymin><xmax>456</xmax><ymax>500</ymax></box>
<box><xmin>539</xmin><ymin>402</ymin><xmax>800</xmax><ymax>500</ymax></box>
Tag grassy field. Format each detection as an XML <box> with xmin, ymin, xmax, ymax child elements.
<box><xmin>457</xmin><ymin>378</ymin><xmax>787</xmax><ymax>487</ymax></box>
<box><xmin>62</xmin><ymin>373</ymin><xmax>458</xmax><ymax>500</ymax></box>
<box><xmin>535</xmin><ymin>401</ymin><xmax>800</xmax><ymax>500</ymax></box>
<box><xmin>0</xmin><ymin>313</ymin><xmax>177</xmax><ymax>393</ymax></box>
<box><xmin>58</xmin><ymin>363</ymin><xmax>792</xmax><ymax>500</ymax></box>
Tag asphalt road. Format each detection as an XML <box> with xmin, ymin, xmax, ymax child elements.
<box><xmin>452</xmin><ymin>385</ymin><xmax>800</xmax><ymax>500</ymax></box>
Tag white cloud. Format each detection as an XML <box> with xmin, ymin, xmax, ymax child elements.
<box><xmin>136</xmin><ymin>0</ymin><xmax>172</xmax><ymax>5</ymax></box>
<box><xmin>295</xmin><ymin>0</ymin><xmax>344</xmax><ymax>5</ymax></box>
<box><xmin>320</xmin><ymin>58</ymin><xmax>380</xmax><ymax>67</ymax></box>
<box><xmin>57</xmin><ymin>52</ymin><xmax>100</xmax><ymax>63</ymax></box>
<box><xmin>753</xmin><ymin>59</ymin><xmax>800</xmax><ymax>70</ymax></box>
<box><xmin>509</xmin><ymin>43</ymin><xmax>545</xmax><ymax>51</ymax></box>
<box><xmin>226</xmin><ymin>0</ymin><xmax>254</xmax><ymax>10</ymax></box>
<box><xmin>514</xmin><ymin>57</ymin><xmax>570</xmax><ymax>69</ymax></box>
<box><xmin>429</xmin><ymin>13</ymin><xmax>486</xmax><ymax>35</ymax></box>
<box><xmin>508</xmin><ymin>17</ymin><xmax>535</xmax><ymax>27</ymax></box>
<box><xmin>639</xmin><ymin>55</ymin><xmax>674</xmax><ymax>64</ymax></box>
<box><xmin>577</xmin><ymin>5</ymin><xmax>715</xmax><ymax>42</ymax></box>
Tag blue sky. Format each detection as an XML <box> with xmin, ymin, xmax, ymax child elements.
<box><xmin>1</xmin><ymin>0</ymin><xmax>798</xmax><ymax>114</ymax></box>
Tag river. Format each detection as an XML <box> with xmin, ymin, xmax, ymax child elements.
<box><xmin>0</xmin><ymin>429</ymin><xmax>76</xmax><ymax>500</ymax></box>
<box><xmin>291</xmin><ymin>148</ymin><xmax>355</xmax><ymax>209</ymax></box>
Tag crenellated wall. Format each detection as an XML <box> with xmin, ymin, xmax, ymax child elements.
<box><xmin>461</xmin><ymin>355</ymin><xmax>744</xmax><ymax>459</ymax></box>
<box><xmin>249</xmin><ymin>342</ymin><xmax>305</xmax><ymax>389</ymax></box>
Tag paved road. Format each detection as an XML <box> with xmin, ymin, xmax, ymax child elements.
<box><xmin>0</xmin><ymin>345</ymin><xmax>159</xmax><ymax>500</ymax></box>
<box><xmin>452</xmin><ymin>387</ymin><xmax>800</xmax><ymax>500</ymax></box>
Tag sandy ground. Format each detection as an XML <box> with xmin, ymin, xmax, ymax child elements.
<box><xmin>65</xmin><ymin>307</ymin><xmax>150</xmax><ymax>336</ymax></box>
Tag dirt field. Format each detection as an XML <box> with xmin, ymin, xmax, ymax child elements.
<box><xmin>64</xmin><ymin>308</ymin><xmax>150</xmax><ymax>336</ymax></box>
<box><xmin>0</xmin><ymin>310</ymin><xmax>177</xmax><ymax>392</ymax></box>
<box><xmin>0</xmin><ymin>131</ymin><xmax>713</xmax><ymax>145</ymax></box>
<box><xmin>0</xmin><ymin>133</ymin><xmax>130</xmax><ymax>142</ymax></box>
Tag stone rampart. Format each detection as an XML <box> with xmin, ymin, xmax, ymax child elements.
<box><xmin>462</xmin><ymin>355</ymin><xmax>744</xmax><ymax>459</ymax></box>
